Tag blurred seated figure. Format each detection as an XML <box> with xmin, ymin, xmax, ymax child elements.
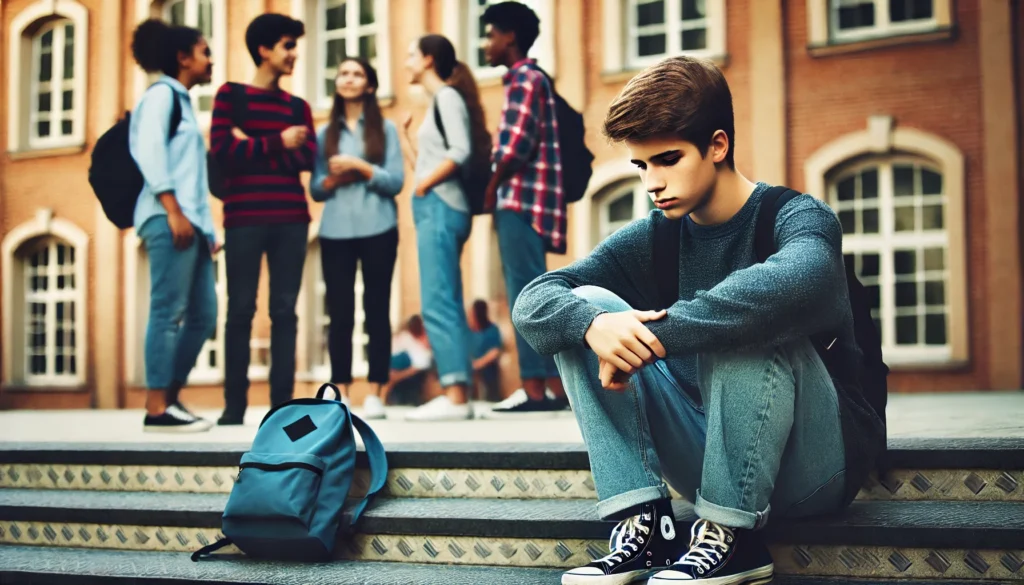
<box><xmin>468</xmin><ymin>299</ymin><xmax>503</xmax><ymax>403</ymax></box>
<box><xmin>382</xmin><ymin>315</ymin><xmax>433</xmax><ymax>406</ymax></box>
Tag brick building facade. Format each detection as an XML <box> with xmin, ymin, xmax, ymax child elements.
<box><xmin>1</xmin><ymin>0</ymin><xmax>1021</xmax><ymax>410</ymax></box>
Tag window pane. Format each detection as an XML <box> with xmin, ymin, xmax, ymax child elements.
<box><xmin>682</xmin><ymin>0</ymin><xmax>706</xmax><ymax>20</ymax></box>
<box><xmin>681</xmin><ymin>28</ymin><xmax>707</xmax><ymax>51</ymax></box>
<box><xmin>198</xmin><ymin>0</ymin><xmax>214</xmax><ymax>38</ymax></box>
<box><xmin>861</xmin><ymin>253</ymin><xmax>880</xmax><ymax>277</ymax></box>
<box><xmin>39</xmin><ymin>52</ymin><xmax>53</xmax><ymax>82</ymax></box>
<box><xmin>63</xmin><ymin>26</ymin><xmax>75</xmax><ymax>79</ymax></box>
<box><xmin>37</xmin><ymin>121</ymin><xmax>52</xmax><ymax>137</ymax></box>
<box><xmin>169</xmin><ymin>0</ymin><xmax>186</xmax><ymax>25</ymax></box>
<box><xmin>836</xmin><ymin>176</ymin><xmax>855</xmax><ymax>201</ymax></box>
<box><xmin>896</xmin><ymin>315</ymin><xmax>918</xmax><ymax>344</ymax></box>
<box><xmin>891</xmin><ymin>0</ymin><xmax>933</xmax><ymax>22</ymax></box>
<box><xmin>837</xmin><ymin>2</ymin><xmax>875</xmax><ymax>30</ymax></box>
<box><xmin>921</xmin><ymin>204</ymin><xmax>943</xmax><ymax>230</ymax></box>
<box><xmin>636</xmin><ymin>1</ymin><xmax>666</xmax><ymax>26</ymax></box>
<box><xmin>895</xmin><ymin>282</ymin><xmax>917</xmax><ymax>307</ymax></box>
<box><xmin>838</xmin><ymin>210</ymin><xmax>855</xmax><ymax>234</ymax></box>
<box><xmin>924</xmin><ymin>281</ymin><xmax>945</xmax><ymax>305</ymax></box>
<box><xmin>893</xmin><ymin>165</ymin><xmax>915</xmax><ymax>196</ymax></box>
<box><xmin>894</xmin><ymin>250</ymin><xmax>916</xmax><ymax>275</ymax></box>
<box><xmin>61</xmin><ymin>120</ymin><xmax>73</xmax><ymax>135</ymax></box>
<box><xmin>38</xmin><ymin>92</ymin><xmax>52</xmax><ymax>113</ymax></box>
<box><xmin>326</xmin><ymin>0</ymin><xmax>347</xmax><ymax>30</ymax></box>
<box><xmin>359</xmin><ymin>0</ymin><xmax>375</xmax><ymax>25</ymax></box>
<box><xmin>198</xmin><ymin>94</ymin><xmax>214</xmax><ymax>112</ymax></box>
<box><xmin>862</xmin><ymin>208</ymin><xmax>879</xmax><ymax>234</ymax></box>
<box><xmin>925</xmin><ymin>313</ymin><xmax>946</xmax><ymax>345</ymax></box>
<box><xmin>894</xmin><ymin>205</ymin><xmax>916</xmax><ymax>231</ymax></box>
<box><xmin>326</xmin><ymin>38</ymin><xmax>347</xmax><ymax>68</ymax></box>
<box><xmin>359</xmin><ymin>34</ymin><xmax>377</xmax><ymax>61</ymax></box>
<box><xmin>41</xmin><ymin>28</ymin><xmax>54</xmax><ymax>49</ymax></box>
<box><xmin>608</xmin><ymin>195</ymin><xmax>634</xmax><ymax>223</ymax></box>
<box><xmin>861</xmin><ymin>168</ymin><xmax>878</xmax><ymax>199</ymax></box>
<box><xmin>865</xmin><ymin>284</ymin><xmax>881</xmax><ymax>311</ymax></box>
<box><xmin>62</xmin><ymin>90</ymin><xmax>73</xmax><ymax>111</ymax></box>
<box><xmin>638</xmin><ymin>33</ymin><xmax>667</xmax><ymax>56</ymax></box>
<box><xmin>921</xmin><ymin>168</ymin><xmax>942</xmax><ymax>194</ymax></box>
<box><xmin>924</xmin><ymin>247</ymin><xmax>944</xmax><ymax>271</ymax></box>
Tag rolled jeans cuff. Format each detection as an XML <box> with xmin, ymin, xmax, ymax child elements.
<box><xmin>694</xmin><ymin>489</ymin><xmax>771</xmax><ymax>530</ymax></box>
<box><xmin>597</xmin><ymin>485</ymin><xmax>670</xmax><ymax>521</ymax></box>
<box><xmin>439</xmin><ymin>372</ymin><xmax>469</xmax><ymax>387</ymax></box>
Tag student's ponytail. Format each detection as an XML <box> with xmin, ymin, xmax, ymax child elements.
<box><xmin>443</xmin><ymin>61</ymin><xmax>493</xmax><ymax>172</ymax></box>
<box><xmin>131</xmin><ymin>18</ymin><xmax>202</xmax><ymax>77</ymax></box>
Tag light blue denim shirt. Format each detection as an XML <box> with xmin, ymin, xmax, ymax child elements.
<box><xmin>310</xmin><ymin>117</ymin><xmax>405</xmax><ymax>240</ymax></box>
<box><xmin>129</xmin><ymin>76</ymin><xmax>216</xmax><ymax>245</ymax></box>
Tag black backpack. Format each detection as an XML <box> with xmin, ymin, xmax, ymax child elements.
<box><xmin>89</xmin><ymin>81</ymin><xmax>182</xmax><ymax>229</ymax></box>
<box><xmin>539</xmin><ymin>70</ymin><xmax>594</xmax><ymax>204</ymax></box>
<box><xmin>433</xmin><ymin>94</ymin><xmax>494</xmax><ymax>216</ymax></box>
<box><xmin>207</xmin><ymin>83</ymin><xmax>308</xmax><ymax>200</ymax></box>
<box><xmin>653</xmin><ymin>186</ymin><xmax>889</xmax><ymax>425</ymax></box>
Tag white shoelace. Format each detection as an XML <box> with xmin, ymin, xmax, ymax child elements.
<box><xmin>677</xmin><ymin>520</ymin><xmax>733</xmax><ymax>572</ymax></box>
<box><xmin>596</xmin><ymin>515</ymin><xmax>651</xmax><ymax>567</ymax></box>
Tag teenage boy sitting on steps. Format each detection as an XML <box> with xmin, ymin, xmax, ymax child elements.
<box><xmin>511</xmin><ymin>56</ymin><xmax>885</xmax><ymax>585</ymax></box>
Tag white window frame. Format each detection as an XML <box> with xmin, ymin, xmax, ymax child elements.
<box><xmin>2</xmin><ymin>209</ymin><xmax>89</xmax><ymax>388</ymax></box>
<box><xmin>829</xmin><ymin>0</ymin><xmax>938</xmax><ymax>43</ymax></box>
<box><xmin>297</xmin><ymin>239</ymin><xmax>401</xmax><ymax>382</ymax></box>
<box><xmin>28</xmin><ymin>21</ymin><xmax>78</xmax><ymax>149</ymax></box>
<box><xmin>599</xmin><ymin>0</ymin><xmax>725</xmax><ymax>73</ymax></box>
<box><xmin>7</xmin><ymin>0</ymin><xmax>89</xmax><ymax>153</ymax></box>
<box><xmin>21</xmin><ymin>239</ymin><xmax>82</xmax><ymax>385</ymax></box>
<box><xmin>595</xmin><ymin>180</ymin><xmax>652</xmax><ymax>244</ymax></box>
<box><xmin>160</xmin><ymin>0</ymin><xmax>227</xmax><ymax>125</ymax></box>
<box><xmin>441</xmin><ymin>0</ymin><xmax>556</xmax><ymax>81</ymax></box>
<box><xmin>291</xmin><ymin>0</ymin><xmax>391</xmax><ymax>111</ymax></box>
<box><xmin>829</xmin><ymin>157</ymin><xmax>951</xmax><ymax>364</ymax></box>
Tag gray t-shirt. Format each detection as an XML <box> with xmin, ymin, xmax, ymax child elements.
<box><xmin>415</xmin><ymin>86</ymin><xmax>471</xmax><ymax>213</ymax></box>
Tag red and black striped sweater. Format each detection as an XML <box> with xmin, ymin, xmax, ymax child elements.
<box><xmin>209</xmin><ymin>82</ymin><xmax>317</xmax><ymax>228</ymax></box>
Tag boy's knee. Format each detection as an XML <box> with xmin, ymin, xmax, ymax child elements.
<box><xmin>572</xmin><ymin>286</ymin><xmax>632</xmax><ymax>313</ymax></box>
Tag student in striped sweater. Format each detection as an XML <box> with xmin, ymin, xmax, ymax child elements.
<box><xmin>209</xmin><ymin>14</ymin><xmax>317</xmax><ymax>425</ymax></box>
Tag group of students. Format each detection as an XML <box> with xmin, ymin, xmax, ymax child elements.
<box><xmin>128</xmin><ymin>2</ymin><xmax>570</xmax><ymax>433</ymax></box>
<box><xmin>126</xmin><ymin>0</ymin><xmax>889</xmax><ymax>582</ymax></box>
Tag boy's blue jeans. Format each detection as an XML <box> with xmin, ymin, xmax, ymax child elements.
<box><xmin>556</xmin><ymin>286</ymin><xmax>847</xmax><ymax>529</ymax></box>
<box><xmin>139</xmin><ymin>217</ymin><xmax>217</xmax><ymax>392</ymax></box>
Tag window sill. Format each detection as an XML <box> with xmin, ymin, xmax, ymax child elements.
<box><xmin>7</xmin><ymin>144</ymin><xmax>87</xmax><ymax>161</ymax></box>
<box><xmin>1</xmin><ymin>382</ymin><xmax>89</xmax><ymax>393</ymax></box>
<box><xmin>886</xmin><ymin>357</ymin><xmax>970</xmax><ymax>372</ymax></box>
<box><xmin>808</xmin><ymin>27</ymin><xmax>956</xmax><ymax>58</ymax></box>
<box><xmin>601</xmin><ymin>54</ymin><xmax>729</xmax><ymax>84</ymax></box>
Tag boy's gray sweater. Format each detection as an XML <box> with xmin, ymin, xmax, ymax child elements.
<box><xmin>512</xmin><ymin>183</ymin><xmax>885</xmax><ymax>505</ymax></box>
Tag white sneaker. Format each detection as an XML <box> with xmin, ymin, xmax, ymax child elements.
<box><xmin>362</xmin><ymin>395</ymin><xmax>386</xmax><ymax>420</ymax></box>
<box><xmin>480</xmin><ymin>388</ymin><xmax>563</xmax><ymax>419</ymax></box>
<box><xmin>405</xmin><ymin>395</ymin><xmax>472</xmax><ymax>422</ymax></box>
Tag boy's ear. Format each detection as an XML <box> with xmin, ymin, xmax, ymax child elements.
<box><xmin>710</xmin><ymin>130</ymin><xmax>730</xmax><ymax>165</ymax></box>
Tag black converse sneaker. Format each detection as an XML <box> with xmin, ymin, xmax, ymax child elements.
<box><xmin>648</xmin><ymin>519</ymin><xmax>774</xmax><ymax>584</ymax></box>
<box><xmin>481</xmin><ymin>388</ymin><xmax>565</xmax><ymax>419</ymax></box>
<box><xmin>562</xmin><ymin>501</ymin><xmax>685</xmax><ymax>585</ymax></box>
<box><xmin>143</xmin><ymin>407</ymin><xmax>212</xmax><ymax>433</ymax></box>
<box><xmin>167</xmin><ymin>402</ymin><xmax>213</xmax><ymax>431</ymax></box>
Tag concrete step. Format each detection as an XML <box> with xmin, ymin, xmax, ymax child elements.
<box><xmin>3</xmin><ymin>439</ymin><xmax>1023</xmax><ymax>503</ymax></box>
<box><xmin>2</xmin><ymin>489</ymin><xmax>1023</xmax><ymax>581</ymax></box>
<box><xmin>0</xmin><ymin>545</ymin><xmax>1007</xmax><ymax>585</ymax></box>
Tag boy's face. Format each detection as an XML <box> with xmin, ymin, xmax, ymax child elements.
<box><xmin>627</xmin><ymin>132</ymin><xmax>727</xmax><ymax>221</ymax></box>
<box><xmin>481</xmin><ymin>24</ymin><xmax>514</xmax><ymax>67</ymax></box>
<box><xmin>260</xmin><ymin>36</ymin><xmax>298</xmax><ymax>76</ymax></box>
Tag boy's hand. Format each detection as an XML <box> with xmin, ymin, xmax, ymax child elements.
<box><xmin>281</xmin><ymin>125</ymin><xmax>309</xmax><ymax>150</ymax></box>
<box><xmin>599</xmin><ymin>358</ymin><xmax>634</xmax><ymax>391</ymax></box>
<box><xmin>584</xmin><ymin>310</ymin><xmax>667</xmax><ymax>374</ymax></box>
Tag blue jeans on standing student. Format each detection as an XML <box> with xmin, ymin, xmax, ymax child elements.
<box><xmin>556</xmin><ymin>286</ymin><xmax>847</xmax><ymax>528</ymax></box>
<box><xmin>140</xmin><ymin>217</ymin><xmax>217</xmax><ymax>391</ymax></box>
<box><xmin>495</xmin><ymin>210</ymin><xmax>559</xmax><ymax>381</ymax></box>
<box><xmin>413</xmin><ymin>192</ymin><xmax>472</xmax><ymax>387</ymax></box>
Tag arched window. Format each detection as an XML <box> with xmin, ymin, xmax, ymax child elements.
<box><xmin>7</xmin><ymin>0</ymin><xmax>89</xmax><ymax>153</ymax></box>
<box><xmin>592</xmin><ymin>179</ymin><xmax>654</xmax><ymax>246</ymax></box>
<box><xmin>2</xmin><ymin>212</ymin><xmax>89</xmax><ymax>387</ymax></box>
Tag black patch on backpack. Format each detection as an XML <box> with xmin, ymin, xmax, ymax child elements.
<box><xmin>283</xmin><ymin>415</ymin><xmax>317</xmax><ymax>442</ymax></box>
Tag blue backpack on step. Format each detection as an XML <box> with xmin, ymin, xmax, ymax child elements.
<box><xmin>191</xmin><ymin>383</ymin><xmax>387</xmax><ymax>562</ymax></box>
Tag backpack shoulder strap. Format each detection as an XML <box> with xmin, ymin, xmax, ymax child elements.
<box><xmin>653</xmin><ymin>216</ymin><xmax>682</xmax><ymax>309</ymax></box>
<box><xmin>190</xmin><ymin>536</ymin><xmax>232</xmax><ymax>562</ymax></box>
<box><xmin>432</xmin><ymin>97</ymin><xmax>448</xmax><ymax>148</ymax></box>
<box><xmin>754</xmin><ymin>186</ymin><xmax>803</xmax><ymax>263</ymax></box>
<box><xmin>151</xmin><ymin>81</ymin><xmax>182</xmax><ymax>141</ymax></box>
<box><xmin>347</xmin><ymin>413</ymin><xmax>388</xmax><ymax>527</ymax></box>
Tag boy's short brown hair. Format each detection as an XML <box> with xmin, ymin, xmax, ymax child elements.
<box><xmin>603</xmin><ymin>56</ymin><xmax>735</xmax><ymax>169</ymax></box>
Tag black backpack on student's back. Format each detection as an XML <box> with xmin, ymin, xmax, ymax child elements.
<box><xmin>88</xmin><ymin>81</ymin><xmax>182</xmax><ymax>229</ymax></box>
<box><xmin>653</xmin><ymin>186</ymin><xmax>889</xmax><ymax>426</ymax></box>
<box><xmin>539</xmin><ymin>70</ymin><xmax>594</xmax><ymax>204</ymax></box>
<box><xmin>433</xmin><ymin>96</ymin><xmax>494</xmax><ymax>216</ymax></box>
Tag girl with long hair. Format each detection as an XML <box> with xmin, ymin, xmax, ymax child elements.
<box><xmin>399</xmin><ymin>34</ymin><xmax>492</xmax><ymax>421</ymax></box>
<box><xmin>311</xmin><ymin>58</ymin><xmax>405</xmax><ymax>419</ymax></box>
<box><xmin>130</xmin><ymin>19</ymin><xmax>217</xmax><ymax>433</ymax></box>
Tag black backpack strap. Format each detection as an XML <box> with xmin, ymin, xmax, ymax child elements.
<box><xmin>653</xmin><ymin>217</ymin><xmax>682</xmax><ymax>309</ymax></box>
<box><xmin>152</xmin><ymin>81</ymin><xmax>182</xmax><ymax>141</ymax></box>
<box><xmin>191</xmin><ymin>537</ymin><xmax>232</xmax><ymax>561</ymax></box>
<box><xmin>754</xmin><ymin>186</ymin><xmax>803</xmax><ymax>263</ymax></box>
<box><xmin>432</xmin><ymin>97</ymin><xmax>448</xmax><ymax>148</ymax></box>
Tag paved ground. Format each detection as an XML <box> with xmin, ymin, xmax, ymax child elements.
<box><xmin>0</xmin><ymin>392</ymin><xmax>1021</xmax><ymax>444</ymax></box>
